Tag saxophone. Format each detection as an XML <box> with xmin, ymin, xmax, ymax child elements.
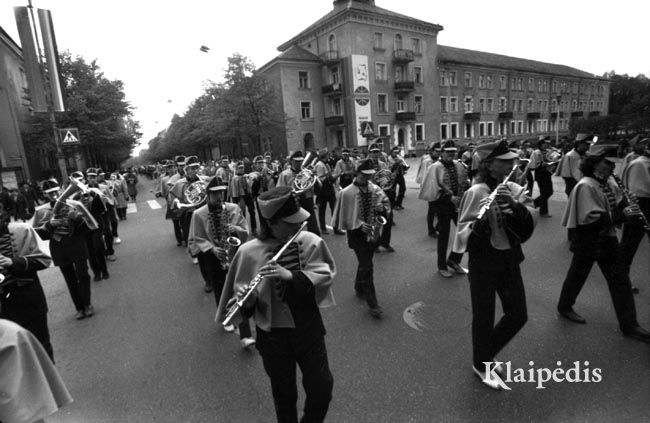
<box><xmin>209</xmin><ymin>205</ymin><xmax>241</xmax><ymax>270</ymax></box>
<box><xmin>359</xmin><ymin>188</ymin><xmax>386</xmax><ymax>243</ymax></box>
<box><xmin>0</xmin><ymin>230</ymin><xmax>14</xmax><ymax>288</ymax></box>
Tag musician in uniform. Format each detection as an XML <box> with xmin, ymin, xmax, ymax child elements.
<box><xmin>332</xmin><ymin>148</ymin><xmax>355</xmax><ymax>190</ymax></box>
<box><xmin>33</xmin><ymin>179</ymin><xmax>95</xmax><ymax>320</ymax></box>
<box><xmin>228</xmin><ymin>163</ymin><xmax>257</xmax><ymax>235</ymax></box>
<box><xmin>453</xmin><ymin>139</ymin><xmax>537</xmax><ymax>390</ymax></box>
<box><xmin>556</xmin><ymin>140</ymin><xmax>650</xmax><ymax>343</ymax></box>
<box><xmin>417</xmin><ymin>143</ymin><xmax>440</xmax><ymax>237</ymax></box>
<box><xmin>620</xmin><ymin>135</ymin><xmax>646</xmax><ymax>177</ymax></box>
<box><xmin>369</xmin><ymin>142</ymin><xmax>395</xmax><ymax>252</ymax></box>
<box><xmin>277</xmin><ymin>150</ymin><xmax>321</xmax><ymax>236</ymax></box>
<box><xmin>388</xmin><ymin>146</ymin><xmax>409</xmax><ymax>210</ymax></box>
<box><xmin>165</xmin><ymin>157</ymin><xmax>186</xmax><ymax>246</ymax></box>
<box><xmin>555</xmin><ymin>134</ymin><xmax>592</xmax><ymax>197</ymax></box>
<box><xmin>314</xmin><ymin>149</ymin><xmax>337</xmax><ymax>235</ymax></box>
<box><xmin>332</xmin><ymin>158</ymin><xmax>390</xmax><ymax>318</ymax></box>
<box><xmin>528</xmin><ymin>137</ymin><xmax>554</xmax><ymax>217</ymax></box>
<box><xmin>124</xmin><ymin>168</ymin><xmax>138</xmax><ymax>202</ymax></box>
<box><xmin>75</xmin><ymin>170</ymin><xmax>109</xmax><ymax>282</ymax></box>
<box><xmin>0</xmin><ymin>205</ymin><xmax>53</xmax><ymax>360</ymax></box>
<box><xmin>215</xmin><ymin>156</ymin><xmax>233</xmax><ymax>195</ymax></box>
<box><xmin>217</xmin><ymin>186</ymin><xmax>336</xmax><ymax>422</ymax></box>
<box><xmin>250</xmin><ymin>155</ymin><xmax>275</xmax><ymax>198</ymax></box>
<box><xmin>169</xmin><ymin>156</ymin><xmax>203</xmax><ymax>248</ymax></box>
<box><xmin>88</xmin><ymin>168</ymin><xmax>117</xmax><ymax>262</ymax></box>
<box><xmin>419</xmin><ymin>140</ymin><xmax>469</xmax><ymax>278</ymax></box>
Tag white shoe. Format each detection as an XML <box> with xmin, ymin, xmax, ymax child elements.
<box><xmin>223</xmin><ymin>324</ymin><xmax>235</xmax><ymax>333</ymax></box>
<box><xmin>192</xmin><ymin>258</ymin><xmax>199</xmax><ymax>264</ymax></box>
<box><xmin>114</xmin><ymin>237</ymin><xmax>121</xmax><ymax>244</ymax></box>
<box><xmin>472</xmin><ymin>366</ymin><xmax>505</xmax><ymax>391</ymax></box>
<box><xmin>240</xmin><ymin>337</ymin><xmax>256</xmax><ymax>349</ymax></box>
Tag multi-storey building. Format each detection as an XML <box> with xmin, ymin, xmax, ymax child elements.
<box><xmin>259</xmin><ymin>0</ymin><xmax>609</xmax><ymax>155</ymax></box>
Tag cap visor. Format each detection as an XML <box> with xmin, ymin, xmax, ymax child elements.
<box><xmin>43</xmin><ymin>187</ymin><xmax>60</xmax><ymax>193</ymax></box>
<box><xmin>443</xmin><ymin>148</ymin><xmax>458</xmax><ymax>152</ymax></box>
<box><xmin>493</xmin><ymin>151</ymin><xmax>519</xmax><ymax>160</ymax></box>
<box><xmin>208</xmin><ymin>186</ymin><xmax>228</xmax><ymax>192</ymax></box>
<box><xmin>360</xmin><ymin>169</ymin><xmax>376</xmax><ymax>175</ymax></box>
<box><xmin>281</xmin><ymin>208</ymin><xmax>310</xmax><ymax>224</ymax></box>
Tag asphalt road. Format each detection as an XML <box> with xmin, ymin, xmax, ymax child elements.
<box><xmin>38</xmin><ymin>160</ymin><xmax>649</xmax><ymax>423</ymax></box>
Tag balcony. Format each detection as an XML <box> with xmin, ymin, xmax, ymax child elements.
<box><xmin>395</xmin><ymin>111</ymin><xmax>416</xmax><ymax>121</ymax></box>
<box><xmin>588</xmin><ymin>111</ymin><xmax>601</xmax><ymax>117</ymax></box>
<box><xmin>394</xmin><ymin>80</ymin><xmax>415</xmax><ymax>92</ymax></box>
<box><xmin>571</xmin><ymin>111</ymin><xmax>585</xmax><ymax>117</ymax></box>
<box><xmin>498</xmin><ymin>111</ymin><xmax>513</xmax><ymax>119</ymax></box>
<box><xmin>527</xmin><ymin>112</ymin><xmax>541</xmax><ymax>119</ymax></box>
<box><xmin>550</xmin><ymin>111</ymin><xmax>564</xmax><ymax>119</ymax></box>
<box><xmin>324</xmin><ymin>115</ymin><xmax>344</xmax><ymax>126</ymax></box>
<box><xmin>321</xmin><ymin>83</ymin><xmax>342</xmax><ymax>95</ymax></box>
<box><xmin>321</xmin><ymin>50</ymin><xmax>340</xmax><ymax>65</ymax></box>
<box><xmin>463</xmin><ymin>112</ymin><xmax>481</xmax><ymax>121</ymax></box>
<box><xmin>393</xmin><ymin>49</ymin><xmax>414</xmax><ymax>63</ymax></box>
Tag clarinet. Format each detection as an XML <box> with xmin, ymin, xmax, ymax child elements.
<box><xmin>222</xmin><ymin>221</ymin><xmax>307</xmax><ymax>327</ymax></box>
<box><xmin>611</xmin><ymin>174</ymin><xmax>650</xmax><ymax>234</ymax></box>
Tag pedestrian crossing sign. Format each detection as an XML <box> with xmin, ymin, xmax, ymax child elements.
<box><xmin>59</xmin><ymin>128</ymin><xmax>81</xmax><ymax>145</ymax></box>
<box><xmin>360</xmin><ymin>121</ymin><xmax>374</xmax><ymax>137</ymax></box>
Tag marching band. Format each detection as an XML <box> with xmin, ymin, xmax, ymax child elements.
<box><xmin>1</xmin><ymin>133</ymin><xmax>649</xmax><ymax>422</ymax></box>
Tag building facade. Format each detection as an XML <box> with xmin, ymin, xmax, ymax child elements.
<box><xmin>259</xmin><ymin>0</ymin><xmax>609</xmax><ymax>155</ymax></box>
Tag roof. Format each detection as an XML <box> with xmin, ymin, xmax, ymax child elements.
<box><xmin>278</xmin><ymin>1</ymin><xmax>442</xmax><ymax>52</ymax></box>
<box><xmin>258</xmin><ymin>45</ymin><xmax>322</xmax><ymax>73</ymax></box>
<box><xmin>437</xmin><ymin>45</ymin><xmax>602</xmax><ymax>80</ymax></box>
<box><xmin>0</xmin><ymin>25</ymin><xmax>22</xmax><ymax>58</ymax></box>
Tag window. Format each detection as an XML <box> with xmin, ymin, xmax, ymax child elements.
<box><xmin>499</xmin><ymin>97</ymin><xmax>507</xmax><ymax>112</ymax></box>
<box><xmin>517</xmin><ymin>121</ymin><xmax>523</xmax><ymax>134</ymax></box>
<box><xmin>464</xmin><ymin>72</ymin><xmax>473</xmax><ymax>88</ymax></box>
<box><xmin>543</xmin><ymin>100</ymin><xmax>548</xmax><ymax>111</ymax></box>
<box><xmin>414</xmin><ymin>95</ymin><xmax>423</xmax><ymax>113</ymax></box>
<box><xmin>373</xmin><ymin>32</ymin><xmax>384</xmax><ymax>49</ymax></box>
<box><xmin>487</xmin><ymin>98</ymin><xmax>494</xmax><ymax>112</ymax></box>
<box><xmin>498</xmin><ymin>121</ymin><xmax>506</xmax><ymax>136</ymax></box>
<box><xmin>479</xmin><ymin>122</ymin><xmax>486</xmax><ymax>137</ymax></box>
<box><xmin>511</xmin><ymin>78</ymin><xmax>516</xmax><ymax>90</ymax></box>
<box><xmin>440</xmin><ymin>70</ymin><xmax>448</xmax><ymax>86</ymax></box>
<box><xmin>479</xmin><ymin>98</ymin><xmax>486</xmax><ymax>112</ymax></box>
<box><xmin>395</xmin><ymin>65</ymin><xmax>405</xmax><ymax>82</ymax></box>
<box><xmin>464</xmin><ymin>122</ymin><xmax>473</xmax><ymax>138</ymax></box>
<box><xmin>543</xmin><ymin>81</ymin><xmax>548</xmax><ymax>92</ymax></box>
<box><xmin>450</xmin><ymin>123</ymin><xmax>458</xmax><ymax>138</ymax></box>
<box><xmin>511</xmin><ymin>99</ymin><xmax>517</xmax><ymax>111</ymax></box>
<box><xmin>552</xmin><ymin>81</ymin><xmax>557</xmax><ymax>93</ymax></box>
<box><xmin>298</xmin><ymin>71</ymin><xmax>310</xmax><ymax>89</ymax></box>
<box><xmin>528</xmin><ymin>78</ymin><xmax>534</xmax><ymax>91</ymax></box>
<box><xmin>464</xmin><ymin>96</ymin><xmax>473</xmax><ymax>112</ymax></box>
<box><xmin>440</xmin><ymin>96</ymin><xmax>448</xmax><ymax>113</ymax></box>
<box><xmin>538</xmin><ymin>80</ymin><xmax>543</xmax><ymax>93</ymax></box>
<box><xmin>440</xmin><ymin>123</ymin><xmax>448</xmax><ymax>140</ymax></box>
<box><xmin>528</xmin><ymin>99</ymin><xmax>534</xmax><ymax>111</ymax></box>
<box><xmin>414</xmin><ymin>67</ymin><xmax>423</xmax><ymax>84</ymax></box>
<box><xmin>375</xmin><ymin>62</ymin><xmax>386</xmax><ymax>81</ymax></box>
<box><xmin>589</xmin><ymin>101</ymin><xmax>594</xmax><ymax>110</ymax></box>
<box><xmin>394</xmin><ymin>33</ymin><xmax>403</xmax><ymax>50</ymax></box>
<box><xmin>450</xmin><ymin>97</ymin><xmax>458</xmax><ymax>112</ymax></box>
<box><xmin>378</xmin><ymin>124</ymin><xmax>390</xmax><ymax>137</ymax></box>
<box><xmin>573</xmin><ymin>82</ymin><xmax>578</xmax><ymax>94</ymax></box>
<box><xmin>449</xmin><ymin>71</ymin><xmax>457</xmax><ymax>86</ymax></box>
<box><xmin>551</xmin><ymin>99</ymin><xmax>557</xmax><ymax>112</ymax></box>
<box><xmin>415</xmin><ymin>124</ymin><xmax>425</xmax><ymax>141</ymax></box>
<box><xmin>487</xmin><ymin>75</ymin><xmax>493</xmax><ymax>89</ymax></box>
<box><xmin>517</xmin><ymin>78</ymin><xmax>523</xmax><ymax>91</ymax></box>
<box><xmin>527</xmin><ymin>120</ymin><xmax>534</xmax><ymax>134</ymax></box>
<box><xmin>500</xmin><ymin>75</ymin><xmax>506</xmax><ymax>90</ymax></box>
<box><xmin>396</xmin><ymin>94</ymin><xmax>406</xmax><ymax>112</ymax></box>
<box><xmin>328</xmin><ymin>34</ymin><xmax>336</xmax><ymax>51</ymax></box>
<box><xmin>479</xmin><ymin>75</ymin><xmax>485</xmax><ymax>89</ymax></box>
<box><xmin>572</xmin><ymin>100</ymin><xmax>578</xmax><ymax>110</ymax></box>
<box><xmin>377</xmin><ymin>94</ymin><xmax>387</xmax><ymax>113</ymax></box>
<box><xmin>511</xmin><ymin>121</ymin><xmax>517</xmax><ymax>134</ymax></box>
<box><xmin>487</xmin><ymin>122</ymin><xmax>494</xmax><ymax>136</ymax></box>
<box><xmin>300</xmin><ymin>101</ymin><xmax>312</xmax><ymax>119</ymax></box>
<box><xmin>332</xmin><ymin>97</ymin><xmax>342</xmax><ymax>115</ymax></box>
<box><xmin>518</xmin><ymin>99</ymin><xmax>523</xmax><ymax>112</ymax></box>
<box><xmin>538</xmin><ymin>100</ymin><xmax>543</xmax><ymax>112</ymax></box>
<box><xmin>331</xmin><ymin>67</ymin><xmax>340</xmax><ymax>85</ymax></box>
<box><xmin>412</xmin><ymin>38</ymin><xmax>421</xmax><ymax>54</ymax></box>
<box><xmin>537</xmin><ymin>119</ymin><xmax>548</xmax><ymax>132</ymax></box>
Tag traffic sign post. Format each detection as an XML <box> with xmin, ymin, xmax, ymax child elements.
<box><xmin>59</xmin><ymin>128</ymin><xmax>80</xmax><ymax>145</ymax></box>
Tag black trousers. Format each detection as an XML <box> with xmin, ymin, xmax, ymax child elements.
<box><xmin>232</xmin><ymin>195</ymin><xmax>257</xmax><ymax>232</ymax></box>
<box><xmin>558</xmin><ymin>236</ymin><xmax>639</xmax><ymax>331</ymax></box>
<box><xmin>619</xmin><ymin>198</ymin><xmax>650</xmax><ymax>278</ymax></box>
<box><xmin>172</xmin><ymin>219</ymin><xmax>183</xmax><ymax>244</ymax></box>
<box><xmin>317</xmin><ymin>189</ymin><xmax>336</xmax><ymax>231</ymax></box>
<box><xmin>348</xmin><ymin>229</ymin><xmax>379</xmax><ymax>309</ymax></box>
<box><xmin>394</xmin><ymin>173</ymin><xmax>406</xmax><ymax>207</ymax></box>
<box><xmin>525</xmin><ymin>170</ymin><xmax>534</xmax><ymax>195</ymax></box>
<box><xmin>469</xmin><ymin>258</ymin><xmax>527</xmax><ymax>369</ymax></box>
<box><xmin>100</xmin><ymin>214</ymin><xmax>114</xmax><ymax>256</ymax></box>
<box><xmin>533</xmin><ymin>168</ymin><xmax>553</xmax><ymax>215</ymax></box>
<box><xmin>197</xmin><ymin>251</ymin><xmax>251</xmax><ymax>339</ymax></box>
<box><xmin>427</xmin><ymin>201</ymin><xmax>438</xmax><ymax>235</ymax></box>
<box><xmin>85</xmin><ymin>230</ymin><xmax>107</xmax><ymax>276</ymax></box>
<box><xmin>116</xmin><ymin>207</ymin><xmax>127</xmax><ymax>220</ymax></box>
<box><xmin>180</xmin><ymin>212</ymin><xmax>192</xmax><ymax>244</ymax></box>
<box><xmin>256</xmin><ymin>329</ymin><xmax>333</xmax><ymax>423</ymax></box>
<box><xmin>562</xmin><ymin>177</ymin><xmax>578</xmax><ymax>198</ymax></box>
<box><xmin>299</xmin><ymin>196</ymin><xmax>320</xmax><ymax>236</ymax></box>
<box><xmin>429</xmin><ymin>199</ymin><xmax>463</xmax><ymax>270</ymax></box>
<box><xmin>59</xmin><ymin>259</ymin><xmax>91</xmax><ymax>311</ymax></box>
<box><xmin>379</xmin><ymin>189</ymin><xmax>395</xmax><ymax>248</ymax></box>
<box><xmin>107</xmin><ymin>204</ymin><xmax>119</xmax><ymax>237</ymax></box>
<box><xmin>0</xmin><ymin>282</ymin><xmax>54</xmax><ymax>361</ymax></box>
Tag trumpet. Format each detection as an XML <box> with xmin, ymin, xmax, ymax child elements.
<box><xmin>222</xmin><ymin>221</ymin><xmax>307</xmax><ymax>327</ymax></box>
<box><xmin>41</xmin><ymin>177</ymin><xmax>98</xmax><ymax>241</ymax></box>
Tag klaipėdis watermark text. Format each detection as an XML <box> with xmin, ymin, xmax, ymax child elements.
<box><xmin>483</xmin><ymin>361</ymin><xmax>602</xmax><ymax>390</ymax></box>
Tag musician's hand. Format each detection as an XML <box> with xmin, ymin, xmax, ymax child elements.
<box><xmin>495</xmin><ymin>185</ymin><xmax>516</xmax><ymax>208</ymax></box>
<box><xmin>0</xmin><ymin>255</ymin><xmax>12</xmax><ymax>268</ymax></box>
<box><xmin>628</xmin><ymin>192</ymin><xmax>639</xmax><ymax>204</ymax></box>
<box><xmin>361</xmin><ymin>223</ymin><xmax>373</xmax><ymax>234</ymax></box>
<box><xmin>234</xmin><ymin>284</ymin><xmax>258</xmax><ymax>308</ymax></box>
<box><xmin>49</xmin><ymin>218</ymin><xmax>66</xmax><ymax>228</ymax></box>
<box><xmin>259</xmin><ymin>260</ymin><xmax>291</xmax><ymax>280</ymax></box>
<box><xmin>212</xmin><ymin>247</ymin><xmax>228</xmax><ymax>262</ymax></box>
<box><xmin>623</xmin><ymin>204</ymin><xmax>642</xmax><ymax>218</ymax></box>
<box><xmin>68</xmin><ymin>209</ymin><xmax>83</xmax><ymax>222</ymax></box>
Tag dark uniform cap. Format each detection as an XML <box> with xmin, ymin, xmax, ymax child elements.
<box><xmin>185</xmin><ymin>156</ymin><xmax>200</xmax><ymax>167</ymax></box>
<box><xmin>257</xmin><ymin>186</ymin><xmax>309</xmax><ymax>223</ymax></box>
<box><xmin>175</xmin><ymin>155</ymin><xmax>186</xmax><ymax>166</ymax></box>
<box><xmin>586</xmin><ymin>137</ymin><xmax>614</xmax><ymax>162</ymax></box>
<box><xmin>368</xmin><ymin>142</ymin><xmax>381</xmax><ymax>152</ymax></box>
<box><xmin>575</xmin><ymin>133</ymin><xmax>594</xmax><ymax>143</ymax></box>
<box><xmin>86</xmin><ymin>168</ymin><xmax>98</xmax><ymax>176</ymax></box>
<box><xmin>71</xmin><ymin>171</ymin><xmax>84</xmax><ymax>180</ymax></box>
<box><xmin>355</xmin><ymin>158</ymin><xmax>376</xmax><ymax>175</ymax></box>
<box><xmin>220</xmin><ymin>156</ymin><xmax>229</xmax><ymax>162</ymax></box>
<box><xmin>206</xmin><ymin>176</ymin><xmax>227</xmax><ymax>192</ymax></box>
<box><xmin>289</xmin><ymin>150</ymin><xmax>305</xmax><ymax>161</ymax></box>
<box><xmin>42</xmin><ymin>179</ymin><xmax>60</xmax><ymax>193</ymax></box>
<box><xmin>342</xmin><ymin>148</ymin><xmax>350</xmax><ymax>154</ymax></box>
<box><xmin>253</xmin><ymin>155</ymin><xmax>265</xmax><ymax>163</ymax></box>
<box><xmin>441</xmin><ymin>140</ymin><xmax>457</xmax><ymax>151</ymax></box>
<box><xmin>475</xmin><ymin>139</ymin><xmax>519</xmax><ymax>162</ymax></box>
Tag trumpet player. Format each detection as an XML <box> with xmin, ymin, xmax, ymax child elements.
<box><xmin>216</xmin><ymin>186</ymin><xmax>336</xmax><ymax>422</ymax></box>
<box><xmin>453</xmin><ymin>140</ymin><xmax>537</xmax><ymax>390</ymax></box>
<box><xmin>332</xmin><ymin>158</ymin><xmax>390</xmax><ymax>318</ymax></box>
<box><xmin>369</xmin><ymin>142</ymin><xmax>395</xmax><ymax>253</ymax></box>
<box><xmin>419</xmin><ymin>140</ymin><xmax>469</xmax><ymax>278</ymax></box>
<box><xmin>557</xmin><ymin>140</ymin><xmax>650</xmax><ymax>343</ymax></box>
<box><xmin>277</xmin><ymin>150</ymin><xmax>320</xmax><ymax>236</ymax></box>
<box><xmin>169</xmin><ymin>156</ymin><xmax>204</xmax><ymax>249</ymax></box>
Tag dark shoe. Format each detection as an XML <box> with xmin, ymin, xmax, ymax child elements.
<box><xmin>334</xmin><ymin>229</ymin><xmax>345</xmax><ymax>235</ymax></box>
<box><xmin>106</xmin><ymin>255</ymin><xmax>117</xmax><ymax>262</ymax></box>
<box><xmin>93</xmin><ymin>274</ymin><xmax>102</xmax><ymax>282</ymax></box>
<box><xmin>383</xmin><ymin>246</ymin><xmax>395</xmax><ymax>253</ymax></box>
<box><xmin>394</xmin><ymin>205</ymin><xmax>404</xmax><ymax>210</ymax></box>
<box><xmin>391</xmin><ymin>220</ymin><xmax>396</xmax><ymax>226</ymax></box>
<box><xmin>622</xmin><ymin>326</ymin><xmax>650</xmax><ymax>344</ymax></box>
<box><xmin>75</xmin><ymin>310</ymin><xmax>86</xmax><ymax>320</ymax></box>
<box><xmin>182</xmin><ymin>241</ymin><xmax>188</xmax><ymax>248</ymax></box>
<box><xmin>540</xmin><ymin>214</ymin><xmax>552</xmax><ymax>218</ymax></box>
<box><xmin>204</xmin><ymin>284</ymin><xmax>213</xmax><ymax>293</ymax></box>
<box><xmin>369</xmin><ymin>306</ymin><xmax>383</xmax><ymax>319</ymax></box>
<box><xmin>558</xmin><ymin>308</ymin><xmax>586</xmax><ymax>324</ymax></box>
<box><xmin>102</xmin><ymin>271</ymin><xmax>110</xmax><ymax>280</ymax></box>
<box><xmin>320</xmin><ymin>228</ymin><xmax>330</xmax><ymax>235</ymax></box>
<box><xmin>438</xmin><ymin>269</ymin><xmax>453</xmax><ymax>278</ymax></box>
<box><xmin>631</xmin><ymin>285</ymin><xmax>639</xmax><ymax>294</ymax></box>
<box><xmin>176</xmin><ymin>241</ymin><xmax>183</xmax><ymax>247</ymax></box>
<box><xmin>84</xmin><ymin>305</ymin><xmax>94</xmax><ymax>317</ymax></box>
<box><xmin>447</xmin><ymin>260</ymin><xmax>468</xmax><ymax>275</ymax></box>
<box><xmin>374</xmin><ymin>247</ymin><xmax>383</xmax><ymax>253</ymax></box>
<box><xmin>355</xmin><ymin>290</ymin><xmax>365</xmax><ymax>299</ymax></box>
<box><xmin>428</xmin><ymin>231</ymin><xmax>439</xmax><ymax>238</ymax></box>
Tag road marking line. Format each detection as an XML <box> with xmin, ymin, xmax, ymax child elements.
<box><xmin>127</xmin><ymin>203</ymin><xmax>137</xmax><ymax>214</ymax></box>
<box><xmin>148</xmin><ymin>200</ymin><xmax>162</xmax><ymax>210</ymax></box>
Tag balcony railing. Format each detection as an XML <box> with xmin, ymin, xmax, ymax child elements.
<box><xmin>463</xmin><ymin>112</ymin><xmax>481</xmax><ymax>121</ymax></box>
<box><xmin>321</xmin><ymin>83</ymin><xmax>342</xmax><ymax>95</ymax></box>
<box><xmin>588</xmin><ymin>111</ymin><xmax>601</xmax><ymax>117</ymax></box>
<box><xmin>527</xmin><ymin>112</ymin><xmax>541</xmax><ymax>119</ymax></box>
<box><xmin>394</xmin><ymin>80</ymin><xmax>415</xmax><ymax>91</ymax></box>
<box><xmin>324</xmin><ymin>115</ymin><xmax>344</xmax><ymax>126</ymax></box>
<box><xmin>395</xmin><ymin>111</ymin><xmax>416</xmax><ymax>121</ymax></box>
<box><xmin>498</xmin><ymin>111</ymin><xmax>513</xmax><ymax>119</ymax></box>
<box><xmin>321</xmin><ymin>50</ymin><xmax>340</xmax><ymax>64</ymax></box>
<box><xmin>393</xmin><ymin>49</ymin><xmax>414</xmax><ymax>63</ymax></box>
<box><xmin>550</xmin><ymin>111</ymin><xmax>564</xmax><ymax>119</ymax></box>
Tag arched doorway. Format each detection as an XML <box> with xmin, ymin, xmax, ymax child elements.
<box><xmin>398</xmin><ymin>129</ymin><xmax>405</xmax><ymax>147</ymax></box>
<box><xmin>303</xmin><ymin>133</ymin><xmax>314</xmax><ymax>151</ymax></box>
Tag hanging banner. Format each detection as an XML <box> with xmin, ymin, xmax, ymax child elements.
<box><xmin>351</xmin><ymin>55</ymin><xmax>371</xmax><ymax>147</ymax></box>
<box><xmin>38</xmin><ymin>9</ymin><xmax>66</xmax><ymax>112</ymax></box>
<box><xmin>14</xmin><ymin>7</ymin><xmax>48</xmax><ymax>112</ymax></box>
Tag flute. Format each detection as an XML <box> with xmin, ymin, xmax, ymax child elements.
<box><xmin>476</xmin><ymin>165</ymin><xmax>518</xmax><ymax>221</ymax></box>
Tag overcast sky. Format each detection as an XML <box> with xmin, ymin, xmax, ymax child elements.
<box><xmin>1</xmin><ymin>0</ymin><xmax>648</xmax><ymax>156</ymax></box>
